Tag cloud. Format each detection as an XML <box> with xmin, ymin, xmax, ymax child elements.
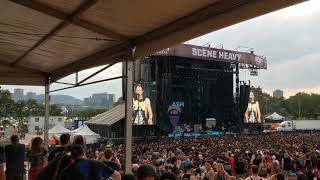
<box><xmin>190</xmin><ymin>0</ymin><xmax>320</xmax><ymax>96</ymax></box>
<box><xmin>189</xmin><ymin>0</ymin><xmax>320</xmax><ymax>65</ymax></box>
<box><xmin>247</xmin><ymin>52</ymin><xmax>320</xmax><ymax>95</ymax></box>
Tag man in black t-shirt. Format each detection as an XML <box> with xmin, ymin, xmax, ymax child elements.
<box><xmin>102</xmin><ymin>148</ymin><xmax>121</xmax><ymax>171</ymax></box>
<box><xmin>170</xmin><ymin>157</ymin><xmax>181</xmax><ymax>176</ymax></box>
<box><xmin>62</xmin><ymin>145</ymin><xmax>120</xmax><ymax>180</ymax></box>
<box><xmin>137</xmin><ymin>164</ymin><xmax>159</xmax><ymax>180</ymax></box>
<box><xmin>252</xmin><ymin>155</ymin><xmax>262</xmax><ymax>167</ymax></box>
<box><xmin>181</xmin><ymin>164</ymin><xmax>197</xmax><ymax>180</ymax></box>
<box><xmin>5</xmin><ymin>135</ymin><xmax>25</xmax><ymax>180</ymax></box>
<box><xmin>48</xmin><ymin>133</ymin><xmax>71</xmax><ymax>162</ymax></box>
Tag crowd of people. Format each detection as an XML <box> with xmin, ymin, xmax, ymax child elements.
<box><xmin>0</xmin><ymin>131</ymin><xmax>319</xmax><ymax>180</ymax></box>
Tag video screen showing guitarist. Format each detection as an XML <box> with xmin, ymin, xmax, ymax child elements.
<box><xmin>245</xmin><ymin>91</ymin><xmax>262</xmax><ymax>123</ymax></box>
<box><xmin>133</xmin><ymin>83</ymin><xmax>153</xmax><ymax>125</ymax></box>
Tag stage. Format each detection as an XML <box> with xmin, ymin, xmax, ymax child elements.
<box><xmin>168</xmin><ymin>130</ymin><xmax>224</xmax><ymax>137</ymax></box>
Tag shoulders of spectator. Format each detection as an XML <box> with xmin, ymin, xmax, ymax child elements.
<box><xmin>104</xmin><ymin>160</ymin><xmax>120</xmax><ymax>171</ymax></box>
<box><xmin>93</xmin><ymin>160</ymin><xmax>115</xmax><ymax>177</ymax></box>
<box><xmin>42</xmin><ymin>147</ymin><xmax>48</xmax><ymax>156</ymax></box>
<box><xmin>49</xmin><ymin>146</ymin><xmax>67</xmax><ymax>155</ymax></box>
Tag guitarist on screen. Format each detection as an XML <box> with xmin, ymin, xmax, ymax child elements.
<box><xmin>133</xmin><ymin>83</ymin><xmax>153</xmax><ymax>125</ymax></box>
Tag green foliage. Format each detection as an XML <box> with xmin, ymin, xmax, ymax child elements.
<box><xmin>259</xmin><ymin>92</ymin><xmax>320</xmax><ymax>119</ymax></box>
<box><xmin>0</xmin><ymin>88</ymin><xmax>62</xmax><ymax>134</ymax></box>
<box><xmin>0</xmin><ymin>89</ymin><xmax>15</xmax><ymax>117</ymax></box>
<box><xmin>50</xmin><ymin>104</ymin><xmax>63</xmax><ymax>116</ymax></box>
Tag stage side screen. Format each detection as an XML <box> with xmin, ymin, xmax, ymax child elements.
<box><xmin>244</xmin><ymin>90</ymin><xmax>262</xmax><ymax>123</ymax></box>
<box><xmin>132</xmin><ymin>82</ymin><xmax>154</xmax><ymax>125</ymax></box>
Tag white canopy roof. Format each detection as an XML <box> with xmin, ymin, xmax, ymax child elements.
<box><xmin>265</xmin><ymin>112</ymin><xmax>285</xmax><ymax>121</ymax></box>
<box><xmin>48</xmin><ymin>124</ymin><xmax>71</xmax><ymax>137</ymax></box>
<box><xmin>0</xmin><ymin>0</ymin><xmax>304</xmax><ymax>85</ymax></box>
<box><xmin>73</xmin><ymin>125</ymin><xmax>100</xmax><ymax>144</ymax></box>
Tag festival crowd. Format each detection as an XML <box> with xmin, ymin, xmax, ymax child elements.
<box><xmin>0</xmin><ymin>131</ymin><xmax>319</xmax><ymax>180</ymax></box>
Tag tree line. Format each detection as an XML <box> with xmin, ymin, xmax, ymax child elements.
<box><xmin>259</xmin><ymin>92</ymin><xmax>320</xmax><ymax>120</ymax></box>
<box><xmin>0</xmin><ymin>88</ymin><xmax>108</xmax><ymax>127</ymax></box>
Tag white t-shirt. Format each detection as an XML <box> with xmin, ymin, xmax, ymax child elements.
<box><xmin>247</xmin><ymin>101</ymin><xmax>260</xmax><ymax>123</ymax></box>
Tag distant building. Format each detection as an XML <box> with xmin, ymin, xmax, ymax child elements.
<box><xmin>26</xmin><ymin>92</ymin><xmax>37</xmax><ymax>100</ymax></box>
<box><xmin>273</xmin><ymin>89</ymin><xmax>284</xmax><ymax>99</ymax></box>
<box><xmin>13</xmin><ymin>88</ymin><xmax>24</xmax><ymax>101</ymax></box>
<box><xmin>84</xmin><ymin>92</ymin><xmax>115</xmax><ymax>108</ymax></box>
<box><xmin>27</xmin><ymin>116</ymin><xmax>66</xmax><ymax>134</ymax></box>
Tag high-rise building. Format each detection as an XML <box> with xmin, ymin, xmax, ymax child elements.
<box><xmin>273</xmin><ymin>89</ymin><xmax>284</xmax><ymax>99</ymax></box>
<box><xmin>13</xmin><ymin>88</ymin><xmax>24</xmax><ymax>101</ymax></box>
<box><xmin>84</xmin><ymin>92</ymin><xmax>116</xmax><ymax>108</ymax></box>
<box><xmin>26</xmin><ymin>92</ymin><xmax>37</xmax><ymax>100</ymax></box>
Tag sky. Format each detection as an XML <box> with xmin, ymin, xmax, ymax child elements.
<box><xmin>1</xmin><ymin>0</ymin><xmax>319</xmax><ymax>100</ymax></box>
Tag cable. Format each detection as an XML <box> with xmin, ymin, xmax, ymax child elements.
<box><xmin>0</xmin><ymin>30</ymin><xmax>116</xmax><ymax>42</ymax></box>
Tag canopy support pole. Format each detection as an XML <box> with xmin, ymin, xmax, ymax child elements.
<box><xmin>124</xmin><ymin>58</ymin><xmax>133</xmax><ymax>173</ymax></box>
<box><xmin>44</xmin><ymin>80</ymin><xmax>50</xmax><ymax>150</ymax></box>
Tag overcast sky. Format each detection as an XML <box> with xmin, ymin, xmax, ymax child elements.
<box><xmin>2</xmin><ymin>0</ymin><xmax>319</xmax><ymax>99</ymax></box>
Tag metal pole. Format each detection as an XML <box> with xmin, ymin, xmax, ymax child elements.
<box><xmin>44</xmin><ymin>80</ymin><xmax>50</xmax><ymax>150</ymax></box>
<box><xmin>75</xmin><ymin>71</ymin><xmax>79</xmax><ymax>84</ymax></box>
<box><xmin>235</xmin><ymin>63</ymin><xmax>240</xmax><ymax>104</ymax></box>
<box><xmin>124</xmin><ymin>59</ymin><xmax>133</xmax><ymax>173</ymax></box>
<box><xmin>235</xmin><ymin>63</ymin><xmax>240</xmax><ymax>124</ymax></box>
<box><xmin>50</xmin><ymin>76</ymin><xmax>124</xmax><ymax>93</ymax></box>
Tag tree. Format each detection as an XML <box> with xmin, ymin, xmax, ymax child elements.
<box><xmin>25</xmin><ymin>99</ymin><xmax>44</xmax><ymax>116</ymax></box>
<box><xmin>12</xmin><ymin>100</ymin><xmax>28</xmax><ymax>134</ymax></box>
<box><xmin>0</xmin><ymin>88</ymin><xmax>15</xmax><ymax>120</ymax></box>
<box><xmin>284</xmin><ymin>93</ymin><xmax>320</xmax><ymax>119</ymax></box>
<box><xmin>50</xmin><ymin>104</ymin><xmax>62</xmax><ymax>116</ymax></box>
<box><xmin>12</xmin><ymin>99</ymin><xmax>62</xmax><ymax>134</ymax></box>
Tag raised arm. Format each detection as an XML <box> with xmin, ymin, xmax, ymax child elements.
<box><xmin>256</xmin><ymin>102</ymin><xmax>261</xmax><ymax>123</ymax></box>
<box><xmin>146</xmin><ymin>98</ymin><xmax>153</xmax><ymax>125</ymax></box>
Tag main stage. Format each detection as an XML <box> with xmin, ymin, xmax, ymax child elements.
<box><xmin>88</xmin><ymin>43</ymin><xmax>267</xmax><ymax>138</ymax></box>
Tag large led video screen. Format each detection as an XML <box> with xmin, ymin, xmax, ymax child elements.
<box><xmin>244</xmin><ymin>90</ymin><xmax>262</xmax><ymax>123</ymax></box>
<box><xmin>132</xmin><ymin>82</ymin><xmax>154</xmax><ymax>125</ymax></box>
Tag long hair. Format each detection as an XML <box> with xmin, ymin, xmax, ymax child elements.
<box><xmin>214</xmin><ymin>163</ymin><xmax>229</xmax><ymax>180</ymax></box>
<box><xmin>133</xmin><ymin>83</ymin><xmax>144</xmax><ymax>100</ymax></box>
<box><xmin>134</xmin><ymin>83</ymin><xmax>144</xmax><ymax>91</ymax></box>
<box><xmin>36</xmin><ymin>152</ymin><xmax>72</xmax><ymax>180</ymax></box>
<box><xmin>10</xmin><ymin>135</ymin><xmax>19</xmax><ymax>145</ymax></box>
<box><xmin>72</xmin><ymin>135</ymin><xmax>86</xmax><ymax>147</ymax></box>
<box><xmin>249</xmin><ymin>91</ymin><xmax>257</xmax><ymax>103</ymax></box>
<box><xmin>31</xmin><ymin>137</ymin><xmax>43</xmax><ymax>155</ymax></box>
